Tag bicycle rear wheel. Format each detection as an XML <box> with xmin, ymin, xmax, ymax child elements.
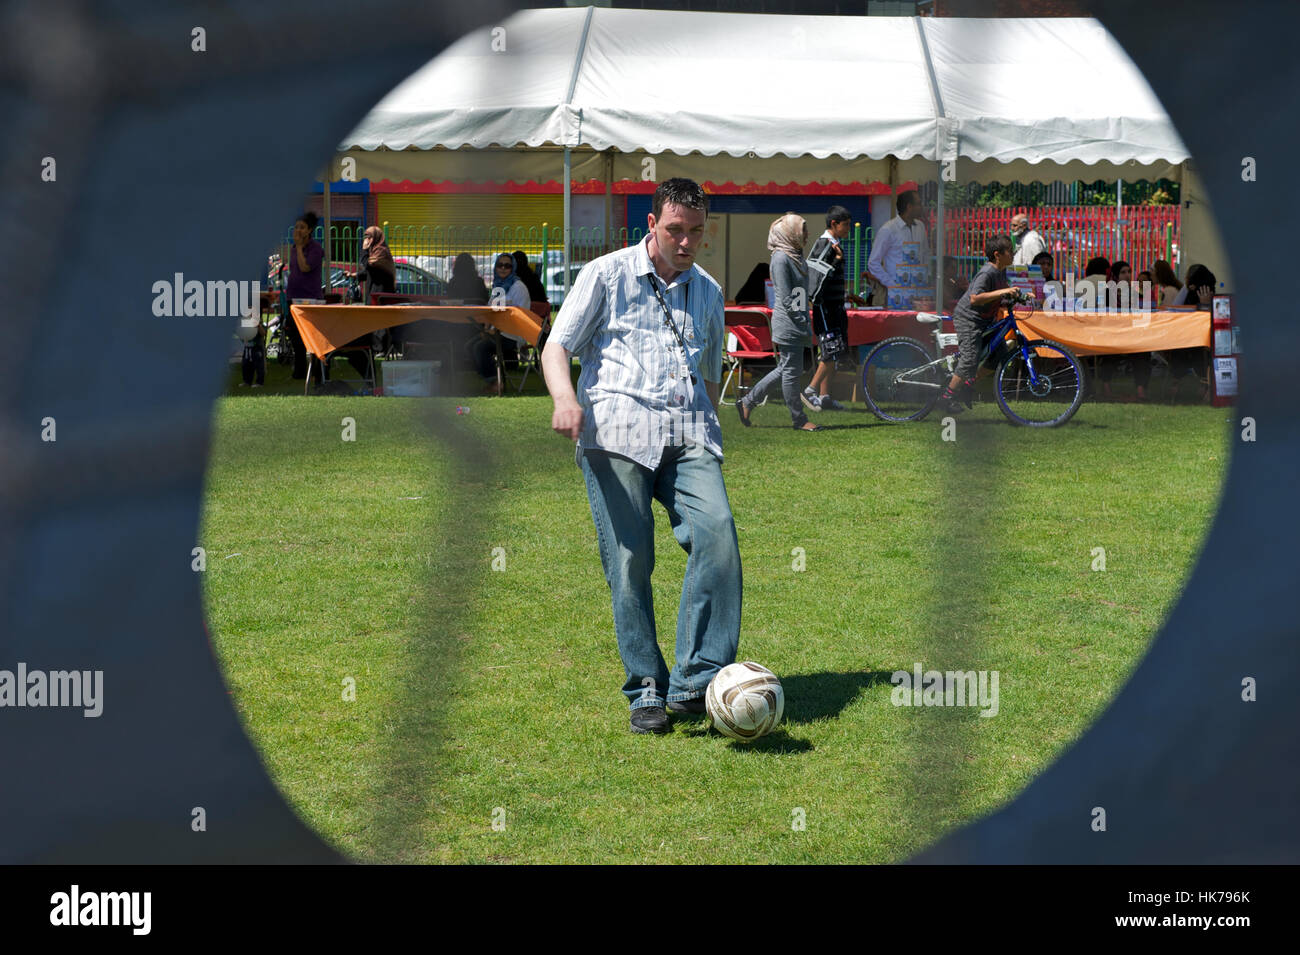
<box><xmin>861</xmin><ymin>337</ymin><xmax>943</xmax><ymax>422</ymax></box>
<box><xmin>995</xmin><ymin>338</ymin><xmax>1084</xmax><ymax>427</ymax></box>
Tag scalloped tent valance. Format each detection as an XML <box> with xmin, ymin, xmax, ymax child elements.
<box><xmin>340</xmin><ymin>8</ymin><xmax>1189</xmax><ymax>168</ymax></box>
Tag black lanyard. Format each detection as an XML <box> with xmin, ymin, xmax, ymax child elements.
<box><xmin>648</xmin><ymin>274</ymin><xmax>696</xmax><ymax>386</ymax></box>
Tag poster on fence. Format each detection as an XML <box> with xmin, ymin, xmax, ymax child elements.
<box><xmin>1007</xmin><ymin>265</ymin><xmax>1046</xmax><ymax>303</ymax></box>
<box><xmin>1214</xmin><ymin>357</ymin><xmax>1238</xmax><ymax>397</ymax></box>
<box><xmin>887</xmin><ymin>241</ymin><xmax>929</xmax><ymax>310</ymax></box>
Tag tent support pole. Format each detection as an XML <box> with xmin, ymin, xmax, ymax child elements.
<box><xmin>1117</xmin><ymin>177</ymin><xmax>1123</xmax><ymax>264</ymax></box>
<box><xmin>604</xmin><ymin>151</ymin><xmax>613</xmax><ymax>254</ymax></box>
<box><xmin>936</xmin><ymin>160</ymin><xmax>944</xmax><ymax>312</ymax></box>
<box><xmin>323</xmin><ymin>172</ymin><xmax>331</xmax><ymax>293</ymax></box>
<box><xmin>564</xmin><ymin>147</ymin><xmax>572</xmax><ymax>300</ymax></box>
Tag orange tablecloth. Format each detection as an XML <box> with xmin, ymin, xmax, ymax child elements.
<box><xmin>1017</xmin><ymin>309</ymin><xmax>1211</xmax><ymax>356</ymax></box>
<box><xmin>718</xmin><ymin>306</ymin><xmax>1210</xmax><ymax>358</ymax></box>
<box><xmin>289</xmin><ymin>304</ymin><xmax>542</xmax><ymax>357</ymax></box>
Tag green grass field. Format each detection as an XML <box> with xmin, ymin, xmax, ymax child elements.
<box><xmin>202</xmin><ymin>372</ymin><xmax>1228</xmax><ymax>863</ymax></box>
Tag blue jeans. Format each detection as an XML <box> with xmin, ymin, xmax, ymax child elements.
<box><xmin>742</xmin><ymin>344</ymin><xmax>807</xmax><ymax>427</ymax></box>
<box><xmin>578</xmin><ymin>443</ymin><xmax>742</xmax><ymax>710</ymax></box>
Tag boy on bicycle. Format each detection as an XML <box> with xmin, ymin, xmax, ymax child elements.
<box><xmin>941</xmin><ymin>235</ymin><xmax>1019</xmax><ymax>414</ymax></box>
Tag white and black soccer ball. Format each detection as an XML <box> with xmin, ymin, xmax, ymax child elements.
<box><xmin>705</xmin><ymin>662</ymin><xmax>784</xmax><ymax>741</ymax></box>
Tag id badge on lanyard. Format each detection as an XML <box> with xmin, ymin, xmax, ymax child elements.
<box><xmin>649</xmin><ymin>275</ymin><xmax>696</xmax><ymax>404</ymax></box>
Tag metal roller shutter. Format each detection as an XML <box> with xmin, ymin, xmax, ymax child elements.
<box><xmin>375</xmin><ymin>195</ymin><xmax>563</xmax><ymax>258</ymax></box>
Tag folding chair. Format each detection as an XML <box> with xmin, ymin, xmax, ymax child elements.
<box><xmin>721</xmin><ymin>310</ymin><xmax>776</xmax><ymax>406</ymax></box>
<box><xmin>503</xmin><ymin>302</ymin><xmax>553</xmax><ymax>394</ymax></box>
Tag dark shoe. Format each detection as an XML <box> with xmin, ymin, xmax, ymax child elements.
<box><xmin>667</xmin><ymin>696</ymin><xmax>708</xmax><ymax>715</ymax></box>
<box><xmin>799</xmin><ymin>392</ymin><xmax>822</xmax><ymax>412</ymax></box>
<box><xmin>736</xmin><ymin>399</ymin><xmax>753</xmax><ymax>427</ymax></box>
<box><xmin>630</xmin><ymin>706</ymin><xmax>670</xmax><ymax>734</ymax></box>
<box><xmin>794</xmin><ymin>422</ymin><xmax>825</xmax><ymax>431</ymax></box>
<box><xmin>939</xmin><ymin>390</ymin><xmax>966</xmax><ymax>415</ymax></box>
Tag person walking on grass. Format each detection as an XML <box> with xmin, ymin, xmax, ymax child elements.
<box><xmin>541</xmin><ymin>178</ymin><xmax>741</xmax><ymax>736</ymax></box>
<box><xmin>804</xmin><ymin>206</ymin><xmax>868</xmax><ymax>412</ymax></box>
<box><xmin>736</xmin><ymin>213</ymin><xmax>821</xmax><ymax>432</ymax></box>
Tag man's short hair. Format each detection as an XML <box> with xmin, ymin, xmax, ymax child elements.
<box><xmin>1085</xmin><ymin>256</ymin><xmax>1110</xmax><ymax>277</ymax></box>
<box><xmin>1032</xmin><ymin>251</ymin><xmax>1054</xmax><ymax>267</ymax></box>
<box><xmin>826</xmin><ymin>205</ymin><xmax>852</xmax><ymax>228</ymax></box>
<box><xmin>897</xmin><ymin>190</ymin><xmax>920</xmax><ymax>216</ymax></box>
<box><xmin>985</xmin><ymin>235</ymin><xmax>1013</xmax><ymax>260</ymax></box>
<box><xmin>652</xmin><ymin>178</ymin><xmax>709</xmax><ymax>219</ymax></box>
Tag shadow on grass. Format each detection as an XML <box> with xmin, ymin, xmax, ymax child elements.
<box><xmin>677</xmin><ymin>722</ymin><xmax>815</xmax><ymax>753</ymax></box>
<box><xmin>802</xmin><ymin>422</ymin><xmax>893</xmax><ymax>431</ymax></box>
<box><xmin>726</xmin><ymin>730</ymin><xmax>814</xmax><ymax>753</ymax></box>
<box><xmin>779</xmin><ymin>670</ymin><xmax>896</xmax><ymax>723</ymax></box>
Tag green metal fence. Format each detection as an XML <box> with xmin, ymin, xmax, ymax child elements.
<box><xmin>271</xmin><ymin>223</ymin><xmax>656</xmax><ymax>304</ymax></box>
<box><xmin>272</xmin><ymin>221</ymin><xmax>877</xmax><ymax>305</ymax></box>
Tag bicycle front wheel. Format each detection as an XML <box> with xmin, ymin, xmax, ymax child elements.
<box><xmin>861</xmin><ymin>337</ymin><xmax>943</xmax><ymax>422</ymax></box>
<box><xmin>995</xmin><ymin>338</ymin><xmax>1084</xmax><ymax>427</ymax></box>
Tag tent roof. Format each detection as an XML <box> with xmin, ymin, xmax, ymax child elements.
<box><xmin>341</xmin><ymin>8</ymin><xmax>1189</xmax><ymax>167</ymax></box>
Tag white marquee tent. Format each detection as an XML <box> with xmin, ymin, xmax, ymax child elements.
<box><xmin>330</xmin><ymin>7</ymin><xmax>1220</xmax><ymax>296</ymax></box>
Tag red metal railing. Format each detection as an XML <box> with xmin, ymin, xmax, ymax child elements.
<box><xmin>936</xmin><ymin>205</ymin><xmax>1180</xmax><ymax>281</ymax></box>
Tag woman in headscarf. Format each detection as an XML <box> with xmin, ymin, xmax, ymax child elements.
<box><xmin>736</xmin><ymin>213</ymin><xmax>820</xmax><ymax>431</ymax></box>
<box><xmin>359</xmin><ymin>225</ymin><xmax>396</xmax><ymax>296</ymax></box>
<box><xmin>491</xmin><ymin>251</ymin><xmax>532</xmax><ymax>312</ymax></box>
<box><xmin>357</xmin><ymin>225</ymin><xmax>398</xmax><ymax>356</ymax></box>
<box><xmin>473</xmin><ymin>253</ymin><xmax>532</xmax><ymax>394</ymax></box>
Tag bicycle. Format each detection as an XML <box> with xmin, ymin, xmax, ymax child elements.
<box><xmin>860</xmin><ymin>289</ymin><xmax>1085</xmax><ymax>427</ymax></box>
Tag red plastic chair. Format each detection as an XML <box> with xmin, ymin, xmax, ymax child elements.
<box><xmin>721</xmin><ymin>313</ymin><xmax>776</xmax><ymax>406</ymax></box>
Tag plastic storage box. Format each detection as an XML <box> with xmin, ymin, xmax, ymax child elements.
<box><xmin>382</xmin><ymin>360</ymin><xmax>439</xmax><ymax>397</ymax></box>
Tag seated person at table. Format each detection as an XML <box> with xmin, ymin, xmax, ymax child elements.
<box><xmin>472</xmin><ymin>253</ymin><xmax>532</xmax><ymax>394</ymax></box>
<box><xmin>1172</xmin><ymin>263</ymin><xmax>1216</xmax><ymax>307</ymax></box>
<box><xmin>512</xmin><ymin>250</ymin><xmax>548</xmax><ymax>306</ymax></box>
<box><xmin>1094</xmin><ymin>262</ymin><xmax>1151</xmax><ymax>401</ymax></box>
<box><xmin>1153</xmin><ymin>259</ymin><xmax>1182</xmax><ymax>307</ymax></box>
<box><xmin>447</xmin><ymin>252</ymin><xmax>490</xmax><ymax>304</ymax></box>
<box><xmin>941</xmin><ymin>235</ymin><xmax>1018</xmax><ymax>414</ymax></box>
<box><xmin>1032</xmin><ymin>251</ymin><xmax>1054</xmax><ymax>284</ymax></box>
<box><xmin>1108</xmin><ymin>260</ymin><xmax>1134</xmax><ymax>309</ymax></box>
<box><xmin>1136</xmin><ymin>269</ymin><xmax>1155</xmax><ymax>306</ymax></box>
<box><xmin>490</xmin><ymin>251</ymin><xmax>532</xmax><ymax>312</ymax></box>
<box><xmin>1166</xmin><ymin>264</ymin><xmax>1217</xmax><ymax>400</ymax></box>
<box><xmin>1072</xmin><ymin>256</ymin><xmax>1110</xmax><ymax>311</ymax></box>
<box><xmin>733</xmin><ymin>262</ymin><xmax>770</xmax><ymax>305</ymax></box>
<box><xmin>404</xmin><ymin>251</ymin><xmax>486</xmax><ymax>365</ymax></box>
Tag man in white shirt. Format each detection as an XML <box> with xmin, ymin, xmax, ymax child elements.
<box><xmin>542</xmin><ymin>178</ymin><xmax>739</xmax><ymax>736</ymax></box>
<box><xmin>1011</xmin><ymin>214</ymin><xmax>1048</xmax><ymax>267</ymax></box>
<box><xmin>866</xmin><ymin>190</ymin><xmax>929</xmax><ymax>304</ymax></box>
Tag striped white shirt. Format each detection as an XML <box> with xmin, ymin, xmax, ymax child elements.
<box><xmin>868</xmin><ymin>214</ymin><xmax>929</xmax><ymax>287</ymax></box>
<box><xmin>550</xmin><ymin>234</ymin><xmax>725</xmax><ymax>470</ymax></box>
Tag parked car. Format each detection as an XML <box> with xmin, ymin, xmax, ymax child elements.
<box><xmin>546</xmin><ymin>263</ymin><xmax>587</xmax><ymax>307</ymax></box>
<box><xmin>326</xmin><ymin>260</ymin><xmax>448</xmax><ymax>297</ymax></box>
